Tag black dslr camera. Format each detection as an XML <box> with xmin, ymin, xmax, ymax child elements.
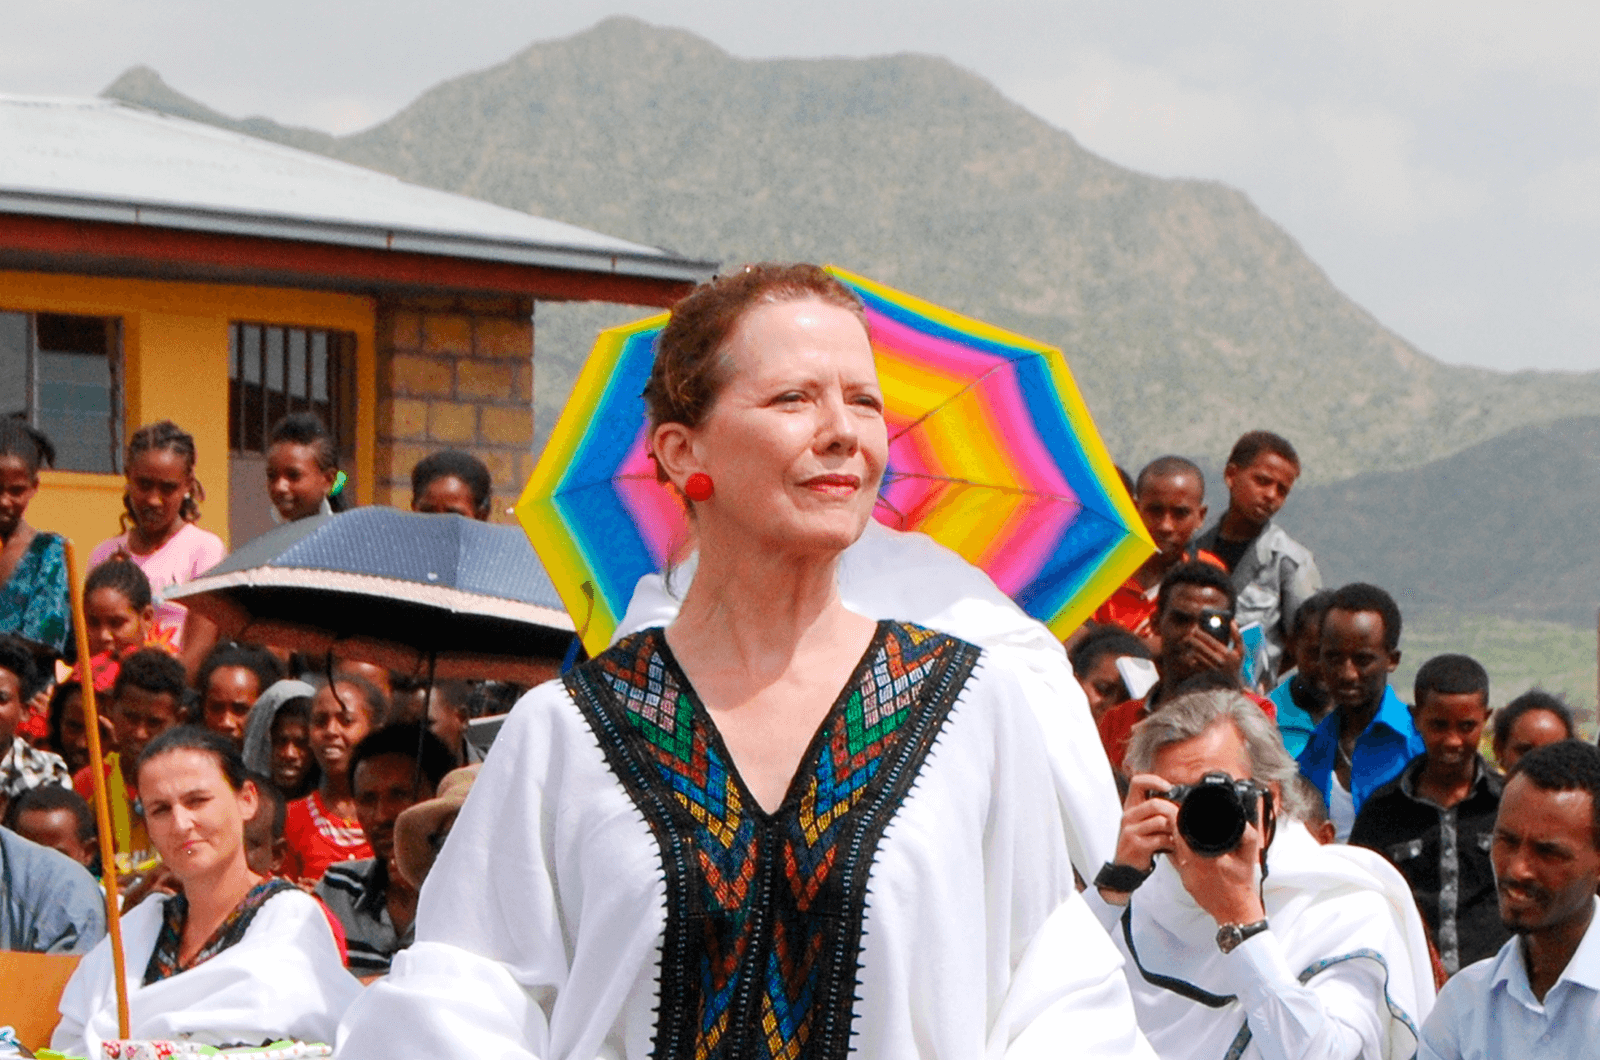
<box><xmin>1150</xmin><ymin>771</ymin><xmax>1273</xmax><ymax>857</ymax></box>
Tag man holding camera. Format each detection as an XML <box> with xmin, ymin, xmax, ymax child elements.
<box><xmin>1087</xmin><ymin>690</ymin><xmax>1434</xmax><ymax>1060</ymax></box>
<box><xmin>1097</xmin><ymin>562</ymin><xmax>1273</xmax><ymax>774</ymax></box>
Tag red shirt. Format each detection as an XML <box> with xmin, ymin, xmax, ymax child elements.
<box><xmin>1091</xmin><ymin>548</ymin><xmax>1226</xmax><ymax>638</ymax></box>
<box><xmin>1097</xmin><ymin>687</ymin><xmax>1276</xmax><ymax>774</ymax></box>
<box><xmin>283</xmin><ymin>790</ymin><xmax>372</xmax><ymax>884</ymax></box>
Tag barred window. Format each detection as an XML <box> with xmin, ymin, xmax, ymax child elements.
<box><xmin>0</xmin><ymin>311</ymin><xmax>124</xmax><ymax>473</ymax></box>
<box><xmin>228</xmin><ymin>322</ymin><xmax>356</xmax><ymax>463</ymax></box>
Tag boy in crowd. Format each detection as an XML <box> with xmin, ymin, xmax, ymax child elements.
<box><xmin>1195</xmin><ymin>430</ymin><xmax>1321</xmax><ymax>689</ymax></box>
<box><xmin>1298</xmin><ymin>583</ymin><xmax>1424</xmax><ymax>842</ymax></box>
<box><xmin>72</xmin><ymin>647</ymin><xmax>187</xmax><ymax>868</ymax></box>
<box><xmin>1269</xmin><ymin>591</ymin><xmax>1334</xmax><ymax>758</ymax></box>
<box><xmin>1090</xmin><ymin>456</ymin><xmax>1223</xmax><ymax>643</ymax></box>
<box><xmin>1420</xmin><ymin>741</ymin><xmax>1600</xmax><ymax>1057</ymax></box>
<box><xmin>3</xmin><ymin>783</ymin><xmax>97</xmax><ymax>872</ymax></box>
<box><xmin>196</xmin><ymin>643</ymin><xmax>283</xmax><ymax>749</ymax></box>
<box><xmin>1069</xmin><ymin>626</ymin><xmax>1154</xmax><ymax>723</ymax></box>
<box><xmin>1352</xmin><ymin>654</ymin><xmax>1508</xmax><ymax>974</ymax></box>
<box><xmin>243</xmin><ymin>771</ymin><xmax>290</xmax><ymax>877</ymax></box>
<box><xmin>1492</xmin><ymin>689</ymin><xmax>1575</xmax><ymax>773</ymax></box>
<box><xmin>317</xmin><ymin>723</ymin><xmax>455</xmax><ymax>979</ymax></box>
<box><xmin>1096</xmin><ymin>561</ymin><xmax>1272</xmax><ymax>772</ymax></box>
<box><xmin>1</xmin><ymin>635</ymin><xmax>70</xmax><ymax>822</ymax></box>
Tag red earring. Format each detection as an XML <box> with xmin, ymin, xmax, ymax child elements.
<box><xmin>684</xmin><ymin>472</ymin><xmax>714</xmax><ymax>502</ymax></box>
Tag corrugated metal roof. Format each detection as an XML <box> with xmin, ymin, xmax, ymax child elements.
<box><xmin>0</xmin><ymin>95</ymin><xmax>715</xmax><ymax>283</ymax></box>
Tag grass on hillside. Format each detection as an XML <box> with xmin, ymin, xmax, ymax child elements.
<box><xmin>1395</xmin><ymin>610</ymin><xmax>1598</xmax><ymax>739</ymax></box>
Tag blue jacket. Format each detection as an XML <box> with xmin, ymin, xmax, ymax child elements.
<box><xmin>1297</xmin><ymin>685</ymin><xmax>1423</xmax><ymax>816</ymax></box>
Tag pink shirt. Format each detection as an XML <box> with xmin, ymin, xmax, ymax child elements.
<box><xmin>88</xmin><ymin>522</ymin><xmax>227</xmax><ymax>647</ymax></box>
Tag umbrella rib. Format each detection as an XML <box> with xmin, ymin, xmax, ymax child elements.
<box><xmin>885</xmin><ymin>359</ymin><xmax>1023</xmax><ymax>444</ymax></box>
<box><xmin>880</xmin><ymin>471</ymin><xmax>1082</xmax><ymax>503</ymax></box>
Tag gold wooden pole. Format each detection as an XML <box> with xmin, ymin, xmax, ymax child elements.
<box><xmin>64</xmin><ymin>539</ymin><xmax>131</xmax><ymax>1039</ymax></box>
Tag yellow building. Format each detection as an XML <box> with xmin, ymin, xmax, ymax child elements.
<box><xmin>0</xmin><ymin>96</ymin><xmax>713</xmax><ymax>552</ymax></box>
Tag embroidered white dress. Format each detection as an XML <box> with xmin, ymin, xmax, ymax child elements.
<box><xmin>337</xmin><ymin>621</ymin><xmax>1153</xmax><ymax>1060</ymax></box>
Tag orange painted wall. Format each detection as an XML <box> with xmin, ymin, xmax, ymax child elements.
<box><xmin>2</xmin><ymin>271</ymin><xmax>376</xmax><ymax>553</ymax></box>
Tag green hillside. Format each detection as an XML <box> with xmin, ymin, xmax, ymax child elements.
<box><xmin>103</xmin><ymin>16</ymin><xmax>1600</xmax><ymax>486</ymax></box>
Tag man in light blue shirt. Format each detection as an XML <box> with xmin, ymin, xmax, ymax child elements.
<box><xmin>0</xmin><ymin>823</ymin><xmax>105</xmax><ymax>954</ymax></box>
<box><xmin>1420</xmin><ymin>740</ymin><xmax>1600</xmax><ymax>1059</ymax></box>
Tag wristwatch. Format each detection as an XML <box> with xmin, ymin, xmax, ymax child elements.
<box><xmin>1093</xmin><ymin>861</ymin><xmax>1153</xmax><ymax>893</ymax></box>
<box><xmin>1216</xmin><ymin>919</ymin><xmax>1270</xmax><ymax>954</ymax></box>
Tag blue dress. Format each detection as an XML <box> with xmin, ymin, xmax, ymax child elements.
<box><xmin>0</xmin><ymin>531</ymin><xmax>72</xmax><ymax>657</ymax></box>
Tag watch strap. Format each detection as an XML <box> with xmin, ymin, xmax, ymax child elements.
<box><xmin>1093</xmin><ymin>860</ymin><xmax>1153</xmax><ymax>893</ymax></box>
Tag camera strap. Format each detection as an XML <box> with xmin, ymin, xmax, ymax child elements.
<box><xmin>1119</xmin><ymin>904</ymin><xmax>1237</xmax><ymax>1009</ymax></box>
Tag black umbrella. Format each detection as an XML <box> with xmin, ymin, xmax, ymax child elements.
<box><xmin>166</xmin><ymin>508</ymin><xmax>574</xmax><ymax>683</ymax></box>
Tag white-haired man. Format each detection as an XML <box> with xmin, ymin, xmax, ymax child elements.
<box><xmin>1086</xmin><ymin>690</ymin><xmax>1435</xmax><ymax>1059</ymax></box>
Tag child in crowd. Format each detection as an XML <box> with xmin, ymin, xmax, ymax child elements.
<box><xmin>72</xmin><ymin>647</ymin><xmax>188</xmax><ymax>870</ymax></box>
<box><xmin>0</xmin><ymin>634</ymin><xmax>70</xmax><ymax>815</ymax></box>
<box><xmin>243</xmin><ymin>771</ymin><xmax>290</xmax><ymax>877</ymax></box>
<box><xmin>1068</xmin><ymin>625</ymin><xmax>1154</xmax><ymax>723</ymax></box>
<box><xmin>88</xmin><ymin>421</ymin><xmax>225</xmax><ymax>676</ymax></box>
<box><xmin>46</xmin><ymin>679</ymin><xmax>96</xmax><ymax>776</ymax></box>
<box><xmin>195</xmin><ymin>643</ymin><xmax>283</xmax><ymax>749</ymax></box>
<box><xmin>5</xmin><ymin>783</ymin><xmax>98</xmax><ymax>874</ymax></box>
<box><xmin>1268</xmin><ymin>591</ymin><xmax>1334</xmax><ymax>758</ymax></box>
<box><xmin>0</xmin><ymin>418</ymin><xmax>71</xmax><ymax>661</ymax></box>
<box><xmin>1490</xmin><ymin>689</ymin><xmax>1574</xmax><ymax>772</ymax></box>
<box><xmin>1351</xmin><ymin>653</ymin><xmax>1507</xmax><ymax>976</ymax></box>
<box><xmin>411</xmin><ymin>449</ymin><xmax>494</xmax><ymax>520</ymax></box>
<box><xmin>281</xmin><ymin>672</ymin><xmax>391</xmax><ymax>883</ymax></box>
<box><xmin>83</xmin><ymin>555</ymin><xmax>164</xmax><ymax>659</ymax></box>
<box><xmin>266</xmin><ymin>412</ymin><xmax>348</xmax><ymax>522</ymax></box>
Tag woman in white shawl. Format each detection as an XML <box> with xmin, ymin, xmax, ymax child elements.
<box><xmin>337</xmin><ymin>263</ymin><xmax>1150</xmax><ymax>1060</ymax></box>
<box><xmin>53</xmin><ymin>726</ymin><xmax>360</xmax><ymax>1054</ymax></box>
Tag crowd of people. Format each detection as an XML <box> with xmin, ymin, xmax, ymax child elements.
<box><xmin>1</xmin><ymin>262</ymin><xmax>1597</xmax><ymax>1059</ymax></box>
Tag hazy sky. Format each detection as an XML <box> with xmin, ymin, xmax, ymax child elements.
<box><xmin>7</xmin><ymin>1</ymin><xmax>1598</xmax><ymax>371</ymax></box>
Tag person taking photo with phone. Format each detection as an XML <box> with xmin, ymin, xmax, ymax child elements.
<box><xmin>1097</xmin><ymin>562</ymin><xmax>1275</xmax><ymax>774</ymax></box>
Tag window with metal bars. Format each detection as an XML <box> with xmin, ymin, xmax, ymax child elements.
<box><xmin>0</xmin><ymin>310</ymin><xmax>124</xmax><ymax>473</ymax></box>
<box><xmin>228</xmin><ymin>322</ymin><xmax>356</xmax><ymax>462</ymax></box>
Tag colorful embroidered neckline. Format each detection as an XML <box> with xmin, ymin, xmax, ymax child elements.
<box><xmin>566</xmin><ymin>620</ymin><xmax>978</xmax><ymax>1060</ymax></box>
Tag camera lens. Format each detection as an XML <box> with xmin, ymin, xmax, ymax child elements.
<box><xmin>1176</xmin><ymin>784</ymin><xmax>1248</xmax><ymax>857</ymax></box>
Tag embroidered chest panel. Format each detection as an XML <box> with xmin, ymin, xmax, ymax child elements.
<box><xmin>567</xmin><ymin>621</ymin><xmax>978</xmax><ymax>1060</ymax></box>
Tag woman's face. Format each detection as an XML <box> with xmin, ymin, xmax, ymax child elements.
<box><xmin>309</xmin><ymin>683</ymin><xmax>373</xmax><ymax>779</ymax></box>
<box><xmin>84</xmin><ymin>587</ymin><xmax>151</xmax><ymax>656</ymax></box>
<box><xmin>125</xmin><ymin>448</ymin><xmax>192</xmax><ymax>541</ymax></box>
<box><xmin>270</xmin><ymin>710</ymin><xmax>314</xmax><ymax>793</ymax></box>
<box><xmin>266</xmin><ymin>442</ymin><xmax>335</xmax><ymax>522</ymax></box>
<box><xmin>0</xmin><ymin>454</ymin><xmax>38</xmax><ymax>540</ymax></box>
<box><xmin>414</xmin><ymin>475</ymin><xmax>483</xmax><ymax>519</ymax></box>
<box><xmin>139</xmin><ymin>748</ymin><xmax>258</xmax><ymax>885</ymax></box>
<box><xmin>659</xmin><ymin>298</ymin><xmax>887</xmax><ymax>557</ymax></box>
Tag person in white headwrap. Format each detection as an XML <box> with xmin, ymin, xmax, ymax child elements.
<box><xmin>336</xmin><ymin>263</ymin><xmax>1147</xmax><ymax>1059</ymax></box>
<box><xmin>1085</xmin><ymin>689</ymin><xmax>1434</xmax><ymax>1060</ymax></box>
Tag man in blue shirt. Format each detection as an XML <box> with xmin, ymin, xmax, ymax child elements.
<box><xmin>1297</xmin><ymin>583</ymin><xmax>1423</xmax><ymax>841</ymax></box>
<box><xmin>1420</xmin><ymin>740</ymin><xmax>1600</xmax><ymax>1058</ymax></box>
<box><xmin>0</xmin><ymin>823</ymin><xmax>105</xmax><ymax>954</ymax></box>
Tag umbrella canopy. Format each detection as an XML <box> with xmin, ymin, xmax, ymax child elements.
<box><xmin>517</xmin><ymin>266</ymin><xmax>1153</xmax><ymax>654</ymax></box>
<box><xmin>167</xmin><ymin>508</ymin><xmax>574</xmax><ymax>682</ymax></box>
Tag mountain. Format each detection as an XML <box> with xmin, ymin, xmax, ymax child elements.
<box><xmin>1282</xmin><ymin>416</ymin><xmax>1600</xmax><ymax>628</ymax></box>
<box><xmin>102</xmin><ymin>17</ymin><xmax>1600</xmax><ymax>485</ymax></box>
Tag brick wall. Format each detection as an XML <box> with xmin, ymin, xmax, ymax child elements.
<box><xmin>373</xmin><ymin>294</ymin><xmax>535</xmax><ymax>521</ymax></box>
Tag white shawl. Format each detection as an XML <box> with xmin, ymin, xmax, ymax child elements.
<box><xmin>53</xmin><ymin>888</ymin><xmax>361</xmax><ymax>1056</ymax></box>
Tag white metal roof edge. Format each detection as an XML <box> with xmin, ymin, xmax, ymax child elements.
<box><xmin>0</xmin><ymin>188</ymin><xmax>717</xmax><ymax>283</ymax></box>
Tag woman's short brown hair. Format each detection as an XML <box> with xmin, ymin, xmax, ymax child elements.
<box><xmin>643</xmin><ymin>263</ymin><xmax>868</xmax><ymax>435</ymax></box>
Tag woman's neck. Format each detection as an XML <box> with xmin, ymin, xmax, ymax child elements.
<box><xmin>129</xmin><ymin>519</ymin><xmax>181</xmax><ymax>555</ymax></box>
<box><xmin>320</xmin><ymin>771</ymin><xmax>352</xmax><ymax>804</ymax></box>
<box><xmin>669</xmin><ymin>534</ymin><xmax>850</xmax><ymax>673</ymax></box>
<box><xmin>181</xmin><ymin>857</ymin><xmax>261</xmax><ymax>940</ymax></box>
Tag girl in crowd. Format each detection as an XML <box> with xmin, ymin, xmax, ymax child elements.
<box><xmin>410</xmin><ymin>449</ymin><xmax>493</xmax><ymax>520</ymax></box>
<box><xmin>338</xmin><ymin>264</ymin><xmax>1146</xmax><ymax>1059</ymax></box>
<box><xmin>0</xmin><ymin>418</ymin><xmax>71</xmax><ymax>660</ymax></box>
<box><xmin>281</xmin><ymin>672</ymin><xmax>389</xmax><ymax>882</ymax></box>
<box><xmin>266</xmin><ymin>412</ymin><xmax>348</xmax><ymax>522</ymax></box>
<box><xmin>194</xmin><ymin>643</ymin><xmax>283</xmax><ymax>749</ymax></box>
<box><xmin>84</xmin><ymin>555</ymin><xmax>163</xmax><ymax>659</ymax></box>
<box><xmin>242</xmin><ymin>679</ymin><xmax>320</xmax><ymax>801</ymax></box>
<box><xmin>53</xmin><ymin>726</ymin><xmax>360</xmax><ymax>1053</ymax></box>
<box><xmin>88</xmin><ymin>421</ymin><xmax>225</xmax><ymax>676</ymax></box>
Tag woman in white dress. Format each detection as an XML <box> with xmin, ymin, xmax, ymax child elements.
<box><xmin>337</xmin><ymin>263</ymin><xmax>1151</xmax><ymax>1060</ymax></box>
<box><xmin>53</xmin><ymin>726</ymin><xmax>360</xmax><ymax>1054</ymax></box>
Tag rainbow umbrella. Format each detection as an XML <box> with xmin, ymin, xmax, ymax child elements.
<box><xmin>517</xmin><ymin>266</ymin><xmax>1153</xmax><ymax>654</ymax></box>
